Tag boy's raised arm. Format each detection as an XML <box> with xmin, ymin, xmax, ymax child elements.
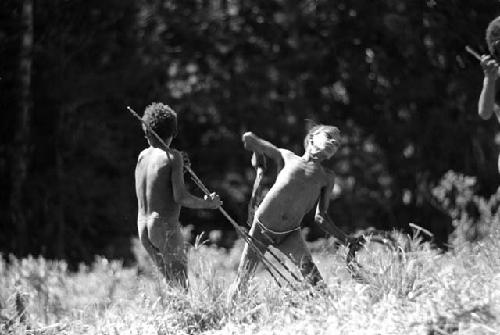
<box><xmin>242</xmin><ymin>132</ymin><xmax>282</xmax><ymax>163</ymax></box>
<box><xmin>478</xmin><ymin>55</ymin><xmax>499</xmax><ymax>120</ymax></box>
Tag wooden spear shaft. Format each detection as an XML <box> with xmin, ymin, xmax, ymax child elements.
<box><xmin>465</xmin><ymin>45</ymin><xmax>482</xmax><ymax>61</ymax></box>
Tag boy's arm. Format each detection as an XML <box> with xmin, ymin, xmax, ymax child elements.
<box><xmin>170</xmin><ymin>150</ymin><xmax>222</xmax><ymax>209</ymax></box>
<box><xmin>314</xmin><ymin>177</ymin><xmax>349</xmax><ymax>245</ymax></box>
<box><xmin>478</xmin><ymin>55</ymin><xmax>499</xmax><ymax>120</ymax></box>
<box><xmin>242</xmin><ymin>132</ymin><xmax>283</xmax><ymax>164</ymax></box>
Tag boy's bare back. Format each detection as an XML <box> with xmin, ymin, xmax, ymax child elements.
<box><xmin>135</xmin><ymin>147</ymin><xmax>181</xmax><ymax>225</ymax></box>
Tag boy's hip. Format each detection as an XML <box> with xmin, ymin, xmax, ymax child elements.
<box><xmin>253</xmin><ymin>217</ymin><xmax>301</xmax><ymax>245</ymax></box>
<box><xmin>138</xmin><ymin>213</ymin><xmax>181</xmax><ymax>229</ymax></box>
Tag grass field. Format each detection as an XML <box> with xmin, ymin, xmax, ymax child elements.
<box><xmin>1</xmin><ymin>226</ymin><xmax>499</xmax><ymax>335</ymax></box>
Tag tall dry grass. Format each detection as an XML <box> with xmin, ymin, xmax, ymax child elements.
<box><xmin>3</xmin><ymin>171</ymin><xmax>500</xmax><ymax>334</ymax></box>
<box><xmin>1</xmin><ymin>220</ymin><xmax>499</xmax><ymax>334</ymax></box>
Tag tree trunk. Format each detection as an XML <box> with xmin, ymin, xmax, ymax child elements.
<box><xmin>54</xmin><ymin>106</ymin><xmax>67</xmax><ymax>258</ymax></box>
<box><xmin>10</xmin><ymin>0</ymin><xmax>34</xmax><ymax>255</ymax></box>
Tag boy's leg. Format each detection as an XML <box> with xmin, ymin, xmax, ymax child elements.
<box><xmin>138</xmin><ymin>225</ymin><xmax>167</xmax><ymax>275</ymax></box>
<box><xmin>146</xmin><ymin>221</ymin><xmax>188</xmax><ymax>288</ymax></box>
<box><xmin>161</xmin><ymin>228</ymin><xmax>189</xmax><ymax>289</ymax></box>
<box><xmin>277</xmin><ymin>230</ymin><xmax>323</xmax><ymax>286</ymax></box>
<box><xmin>233</xmin><ymin>223</ymin><xmax>269</xmax><ymax>295</ymax></box>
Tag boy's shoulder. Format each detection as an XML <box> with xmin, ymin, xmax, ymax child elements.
<box><xmin>137</xmin><ymin>148</ymin><xmax>150</xmax><ymax>162</ymax></box>
<box><xmin>137</xmin><ymin>147</ymin><xmax>179</xmax><ymax>165</ymax></box>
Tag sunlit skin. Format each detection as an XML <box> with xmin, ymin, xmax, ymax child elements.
<box><xmin>479</xmin><ymin>16</ymin><xmax>500</xmax><ymax>121</ymax></box>
<box><xmin>478</xmin><ymin>54</ymin><xmax>500</xmax><ymax>121</ymax></box>
<box><xmin>230</xmin><ymin>125</ymin><xmax>345</xmax><ymax>298</ymax></box>
<box><xmin>135</xmin><ymin>114</ymin><xmax>221</xmax><ymax>289</ymax></box>
<box><xmin>478</xmin><ymin>41</ymin><xmax>500</xmax><ymax>172</ymax></box>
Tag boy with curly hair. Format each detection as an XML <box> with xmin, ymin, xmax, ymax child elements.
<box><xmin>135</xmin><ymin>102</ymin><xmax>222</xmax><ymax>289</ymax></box>
<box><xmin>230</xmin><ymin>124</ymin><xmax>346</xmax><ymax>297</ymax></box>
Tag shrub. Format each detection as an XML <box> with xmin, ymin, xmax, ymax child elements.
<box><xmin>432</xmin><ymin>170</ymin><xmax>500</xmax><ymax>245</ymax></box>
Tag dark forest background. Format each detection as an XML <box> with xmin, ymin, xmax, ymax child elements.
<box><xmin>1</xmin><ymin>0</ymin><xmax>500</xmax><ymax>265</ymax></box>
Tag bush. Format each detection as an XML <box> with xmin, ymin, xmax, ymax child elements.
<box><xmin>432</xmin><ymin>170</ymin><xmax>500</xmax><ymax>245</ymax></box>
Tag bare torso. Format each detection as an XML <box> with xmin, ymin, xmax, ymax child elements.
<box><xmin>135</xmin><ymin>147</ymin><xmax>181</xmax><ymax>228</ymax></box>
<box><xmin>255</xmin><ymin>149</ymin><xmax>332</xmax><ymax>231</ymax></box>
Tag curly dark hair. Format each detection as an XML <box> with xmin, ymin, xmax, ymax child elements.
<box><xmin>142</xmin><ymin>102</ymin><xmax>178</xmax><ymax>139</ymax></box>
<box><xmin>486</xmin><ymin>16</ymin><xmax>500</xmax><ymax>55</ymax></box>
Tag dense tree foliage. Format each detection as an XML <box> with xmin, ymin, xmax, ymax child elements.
<box><xmin>1</xmin><ymin>0</ymin><xmax>499</xmax><ymax>264</ymax></box>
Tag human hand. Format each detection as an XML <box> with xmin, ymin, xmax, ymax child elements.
<box><xmin>204</xmin><ymin>192</ymin><xmax>222</xmax><ymax>209</ymax></box>
<box><xmin>480</xmin><ymin>55</ymin><xmax>499</xmax><ymax>79</ymax></box>
<box><xmin>241</xmin><ymin>132</ymin><xmax>255</xmax><ymax>150</ymax></box>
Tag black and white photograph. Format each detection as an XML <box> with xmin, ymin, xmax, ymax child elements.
<box><xmin>1</xmin><ymin>1</ymin><xmax>500</xmax><ymax>334</ymax></box>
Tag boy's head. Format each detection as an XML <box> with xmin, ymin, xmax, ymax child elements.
<box><xmin>486</xmin><ymin>16</ymin><xmax>500</xmax><ymax>59</ymax></box>
<box><xmin>304</xmin><ymin>124</ymin><xmax>341</xmax><ymax>162</ymax></box>
<box><xmin>142</xmin><ymin>102</ymin><xmax>178</xmax><ymax>142</ymax></box>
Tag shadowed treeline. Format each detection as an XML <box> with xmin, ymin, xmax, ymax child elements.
<box><xmin>1</xmin><ymin>0</ymin><xmax>500</xmax><ymax>264</ymax></box>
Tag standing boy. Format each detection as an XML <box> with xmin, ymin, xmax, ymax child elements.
<box><xmin>135</xmin><ymin>102</ymin><xmax>222</xmax><ymax>288</ymax></box>
<box><xmin>231</xmin><ymin>124</ymin><xmax>347</xmax><ymax>296</ymax></box>
<box><xmin>477</xmin><ymin>16</ymin><xmax>500</xmax><ymax>171</ymax></box>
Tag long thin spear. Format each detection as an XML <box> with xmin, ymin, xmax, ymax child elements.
<box><xmin>126</xmin><ymin>106</ymin><xmax>300</xmax><ymax>289</ymax></box>
<box><xmin>465</xmin><ymin>45</ymin><xmax>482</xmax><ymax>62</ymax></box>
